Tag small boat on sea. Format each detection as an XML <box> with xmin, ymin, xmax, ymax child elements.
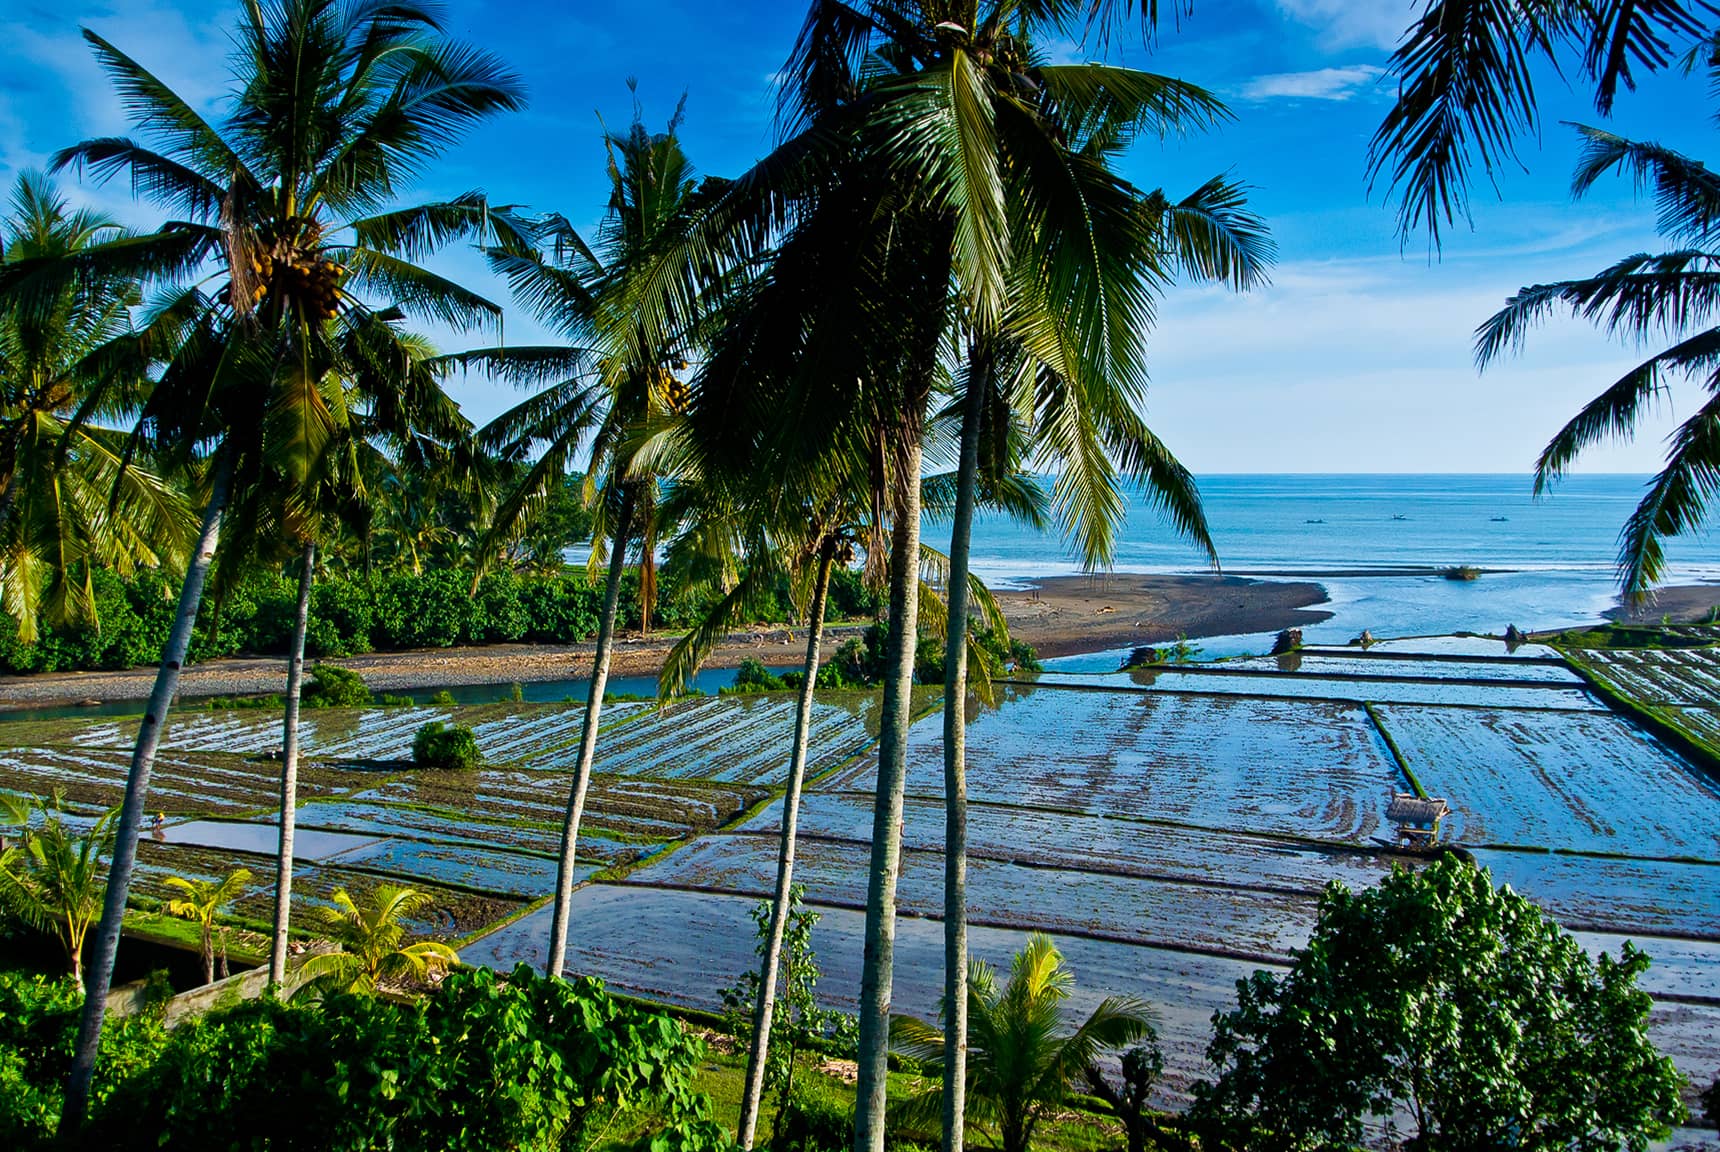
<box><xmin>1491</xmin><ymin>516</ymin><xmax>1509</xmax><ymax>522</ymax></box>
<box><xmin>1305</xmin><ymin>518</ymin><xmax>1325</xmax><ymax>524</ymax></box>
<box><xmin>1391</xmin><ymin>514</ymin><xmax>1407</xmax><ymax>521</ymax></box>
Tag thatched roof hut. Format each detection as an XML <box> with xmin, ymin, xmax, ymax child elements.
<box><xmin>1386</xmin><ymin>794</ymin><xmax>1450</xmax><ymax>825</ymax></box>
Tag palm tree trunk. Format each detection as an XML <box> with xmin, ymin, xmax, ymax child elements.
<box><xmin>940</xmin><ymin>364</ymin><xmax>987</xmax><ymax>1152</ymax></box>
<box><xmin>853</xmin><ymin>441</ymin><xmax>924</xmax><ymax>1152</ymax></box>
<box><xmin>269</xmin><ymin>541</ymin><xmax>316</xmax><ymax>987</ymax></box>
<box><xmin>737</xmin><ymin>539</ymin><xmax>838</xmax><ymax>1150</ymax></box>
<box><xmin>62</xmin><ymin>449</ymin><xmax>233</xmax><ymax>1129</ymax></box>
<box><xmin>544</xmin><ymin>485</ymin><xmax>635</xmax><ymax>977</ymax></box>
<box><xmin>201</xmin><ymin>921</ymin><xmax>214</xmax><ymax>986</ymax></box>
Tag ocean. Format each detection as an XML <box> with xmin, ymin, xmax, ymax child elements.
<box><xmin>952</xmin><ymin>474</ymin><xmax>1720</xmax><ymax>662</ymax></box>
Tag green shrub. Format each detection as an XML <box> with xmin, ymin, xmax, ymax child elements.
<box><xmin>0</xmin><ymin>971</ymin><xmax>168</xmax><ymax>1148</ymax></box>
<box><xmin>304</xmin><ymin>664</ymin><xmax>372</xmax><ymax>707</ymax></box>
<box><xmin>1192</xmin><ymin>856</ymin><xmax>1686</xmax><ymax>1151</ymax></box>
<box><xmin>412</xmin><ymin>721</ymin><xmax>482</xmax><ymax>770</ymax></box>
<box><xmin>726</xmin><ymin>658</ymin><xmax>787</xmax><ymax>694</ymax></box>
<box><xmin>429</xmin><ymin>690</ymin><xmax>457</xmax><ymax>705</ymax></box>
<box><xmin>772</xmin><ymin>1089</ymin><xmax>852</xmax><ymax>1152</ymax></box>
<box><xmin>473</xmin><ymin>572</ymin><xmax>530</xmax><ymax>643</ymax></box>
<box><xmin>85</xmin><ymin>965</ymin><xmax>730</xmax><ymax>1152</ymax></box>
<box><xmin>308</xmin><ymin>578</ymin><xmax>373</xmax><ymax>656</ymax></box>
<box><xmin>372</xmin><ymin>570</ymin><xmax>477</xmax><ymax>649</ymax></box>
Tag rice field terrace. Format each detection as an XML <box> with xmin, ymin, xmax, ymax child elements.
<box><xmin>7</xmin><ymin>640</ymin><xmax>1720</xmax><ymax>1112</ymax></box>
<box><xmin>826</xmin><ymin>687</ymin><xmax>1405</xmax><ymax>841</ymax></box>
<box><xmin>1571</xmin><ymin>646</ymin><xmax>1720</xmax><ymax>708</ymax></box>
<box><xmin>1371</xmin><ymin>703</ymin><xmax>1720</xmax><ymax>858</ymax></box>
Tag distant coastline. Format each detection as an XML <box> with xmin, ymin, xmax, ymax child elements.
<box><xmin>12</xmin><ymin>576</ymin><xmax>1720</xmax><ymax>712</ymax></box>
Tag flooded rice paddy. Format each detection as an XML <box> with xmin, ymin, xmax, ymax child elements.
<box><xmin>4</xmin><ymin>643</ymin><xmax>1720</xmax><ymax>1114</ymax></box>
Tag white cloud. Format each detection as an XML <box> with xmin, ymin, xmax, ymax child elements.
<box><xmin>1241</xmin><ymin>64</ymin><xmax>1384</xmax><ymax>101</ymax></box>
<box><xmin>1272</xmin><ymin>0</ymin><xmax>1419</xmax><ymax>51</ymax></box>
<box><xmin>1135</xmin><ymin>233</ymin><xmax>1697</xmax><ymax>473</ymax></box>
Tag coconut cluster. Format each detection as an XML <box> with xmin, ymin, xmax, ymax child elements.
<box><xmin>243</xmin><ymin>219</ymin><xmax>344</xmax><ymax>320</ymax></box>
<box><xmin>653</xmin><ymin>360</ymin><xmax>691</xmax><ymax>414</ymax></box>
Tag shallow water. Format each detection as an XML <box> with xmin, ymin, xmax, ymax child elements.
<box><xmin>158</xmin><ymin>819</ymin><xmax>380</xmax><ymax>861</ymax></box>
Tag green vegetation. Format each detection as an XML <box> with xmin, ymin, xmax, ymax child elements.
<box><xmin>720</xmin><ymin>887</ymin><xmax>857</xmax><ymax>1119</ymax></box>
<box><xmin>412</xmin><ymin>721</ymin><xmax>484</xmax><ymax>771</ymax></box>
<box><xmin>891</xmin><ymin>935</ymin><xmax>1156</xmax><ymax>1152</ymax></box>
<box><xmin>1119</xmin><ymin>636</ymin><xmax>1201</xmax><ymax>669</ymax></box>
<box><xmin>0</xmin><ymin>970</ymin><xmax>169</xmax><ymax>1147</ymax></box>
<box><xmin>0</xmin><ymin>964</ymin><xmax>730</xmax><ymax>1152</ymax></box>
<box><xmin>0</xmin><ymin>795</ymin><xmax>115</xmax><ymax>980</ymax></box>
<box><xmin>0</xmin><ymin>565</ymin><xmax>890</xmax><ymax>675</ymax></box>
<box><xmin>295</xmin><ymin>885</ymin><xmax>461</xmax><ymax>997</ymax></box>
<box><xmin>162</xmin><ymin>868</ymin><xmax>252</xmax><ymax>986</ymax></box>
<box><xmin>1438</xmin><ymin>565</ymin><xmax>1481</xmax><ymax>581</ymax></box>
<box><xmin>1192</xmin><ymin>856</ymin><xmax>1685</xmax><ymax>1151</ymax></box>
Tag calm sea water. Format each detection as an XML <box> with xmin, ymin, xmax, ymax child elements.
<box><xmin>948</xmin><ymin>474</ymin><xmax>1720</xmax><ymax>662</ymax></box>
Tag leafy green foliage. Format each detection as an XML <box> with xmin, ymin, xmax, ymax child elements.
<box><xmin>0</xmin><ymin>794</ymin><xmax>116</xmax><ymax>978</ymax></box>
<box><xmin>721</xmin><ymin>887</ymin><xmax>858</xmax><ymax>1119</ymax></box>
<box><xmin>1192</xmin><ymin>856</ymin><xmax>1687</xmax><ymax>1152</ymax></box>
<box><xmin>163</xmin><ymin>867</ymin><xmax>252</xmax><ymax>985</ymax></box>
<box><xmin>412</xmin><ymin>721</ymin><xmax>483</xmax><ymax>771</ymax></box>
<box><xmin>304</xmin><ymin>663</ymin><xmax>372</xmax><ymax>708</ymax></box>
<box><xmin>82</xmin><ymin>964</ymin><xmax>731</xmax><ymax>1152</ymax></box>
<box><xmin>890</xmin><ymin>934</ymin><xmax>1155</xmax><ymax>1152</ymax></box>
<box><xmin>0</xmin><ymin>970</ymin><xmax>168</xmax><ymax>1148</ymax></box>
<box><xmin>296</xmin><ymin>885</ymin><xmax>461</xmax><ymax>996</ymax></box>
<box><xmin>1</xmin><ymin>562</ymin><xmax>891</xmax><ymax>673</ymax></box>
<box><xmin>725</xmin><ymin>658</ymin><xmax>789</xmax><ymax>695</ymax></box>
<box><xmin>770</xmin><ymin>1085</ymin><xmax>853</xmax><ymax>1152</ymax></box>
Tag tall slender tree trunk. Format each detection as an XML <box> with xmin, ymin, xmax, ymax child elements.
<box><xmin>200</xmin><ymin>922</ymin><xmax>215</xmax><ymax>986</ymax></box>
<box><xmin>545</xmin><ymin>485</ymin><xmax>636</xmax><ymax>977</ymax></box>
<box><xmin>940</xmin><ymin>360</ymin><xmax>987</xmax><ymax>1152</ymax></box>
<box><xmin>270</xmin><ymin>541</ymin><xmax>316</xmax><ymax>987</ymax></box>
<box><xmin>738</xmin><ymin>540</ymin><xmax>838</xmax><ymax>1150</ymax></box>
<box><xmin>62</xmin><ymin>450</ymin><xmax>233</xmax><ymax>1128</ymax></box>
<box><xmin>853</xmin><ymin>440</ymin><xmax>924</xmax><ymax>1152</ymax></box>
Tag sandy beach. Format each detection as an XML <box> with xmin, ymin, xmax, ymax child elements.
<box><xmin>1604</xmin><ymin>582</ymin><xmax>1720</xmax><ymax>624</ymax></box>
<box><xmin>994</xmin><ymin>573</ymin><xmax>1332</xmax><ymax>658</ymax></box>
<box><xmin>0</xmin><ymin>572</ymin><xmax>1335</xmax><ymax>708</ymax></box>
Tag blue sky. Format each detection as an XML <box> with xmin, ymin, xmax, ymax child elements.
<box><xmin>0</xmin><ymin>0</ymin><xmax>1713</xmax><ymax>473</ymax></box>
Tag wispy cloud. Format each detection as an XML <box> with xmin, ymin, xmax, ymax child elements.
<box><xmin>1241</xmin><ymin>64</ymin><xmax>1384</xmax><ymax>101</ymax></box>
<box><xmin>1272</xmin><ymin>0</ymin><xmax>1418</xmax><ymax>51</ymax></box>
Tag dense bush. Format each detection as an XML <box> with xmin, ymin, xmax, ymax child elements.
<box><xmin>0</xmin><ymin>971</ymin><xmax>169</xmax><ymax>1148</ymax></box>
<box><xmin>1</xmin><ymin>564</ymin><xmax>893</xmax><ymax>675</ymax></box>
<box><xmin>1191</xmin><ymin>856</ymin><xmax>1686</xmax><ymax>1152</ymax></box>
<box><xmin>412</xmin><ymin>721</ymin><xmax>483</xmax><ymax>770</ymax></box>
<box><xmin>726</xmin><ymin>658</ymin><xmax>789</xmax><ymax>694</ymax></box>
<box><xmin>79</xmin><ymin>964</ymin><xmax>730</xmax><ymax>1152</ymax></box>
<box><xmin>770</xmin><ymin>1089</ymin><xmax>851</xmax><ymax>1152</ymax></box>
<box><xmin>303</xmin><ymin>664</ymin><xmax>372</xmax><ymax>707</ymax></box>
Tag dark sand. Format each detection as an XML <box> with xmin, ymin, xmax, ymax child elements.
<box><xmin>1604</xmin><ymin>582</ymin><xmax>1720</xmax><ymax>624</ymax></box>
<box><xmin>994</xmin><ymin>573</ymin><xmax>1332</xmax><ymax>659</ymax></box>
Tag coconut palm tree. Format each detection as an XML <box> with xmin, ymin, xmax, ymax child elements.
<box><xmin>450</xmin><ymin>93</ymin><xmax>711</xmax><ymax>980</ymax></box>
<box><xmin>0</xmin><ymin>796</ymin><xmax>117</xmax><ymax>982</ymax></box>
<box><xmin>295</xmin><ymin>884</ymin><xmax>460</xmax><ymax>996</ymax></box>
<box><xmin>645</xmin><ymin>8</ymin><xmax>1265</xmax><ymax>1148</ymax></box>
<box><xmin>49</xmin><ymin>0</ymin><xmax>524</xmax><ymax>1121</ymax></box>
<box><xmin>657</xmin><ymin>450</ymin><xmax>1032</xmax><ymax>1149</ymax></box>
<box><xmin>163</xmin><ymin>867</ymin><xmax>252</xmax><ymax>985</ymax></box>
<box><xmin>1367</xmin><ymin>0</ymin><xmax>1714</xmax><ymax>246</ymax></box>
<box><xmin>1476</xmin><ymin>99</ymin><xmax>1720</xmax><ymax>597</ymax></box>
<box><xmin>208</xmin><ymin>316</ymin><xmax>471</xmax><ymax>990</ymax></box>
<box><xmin>0</xmin><ymin>172</ymin><xmax>193</xmax><ymax>644</ymax></box>
<box><xmin>891</xmin><ymin>934</ymin><xmax>1156</xmax><ymax>1152</ymax></box>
